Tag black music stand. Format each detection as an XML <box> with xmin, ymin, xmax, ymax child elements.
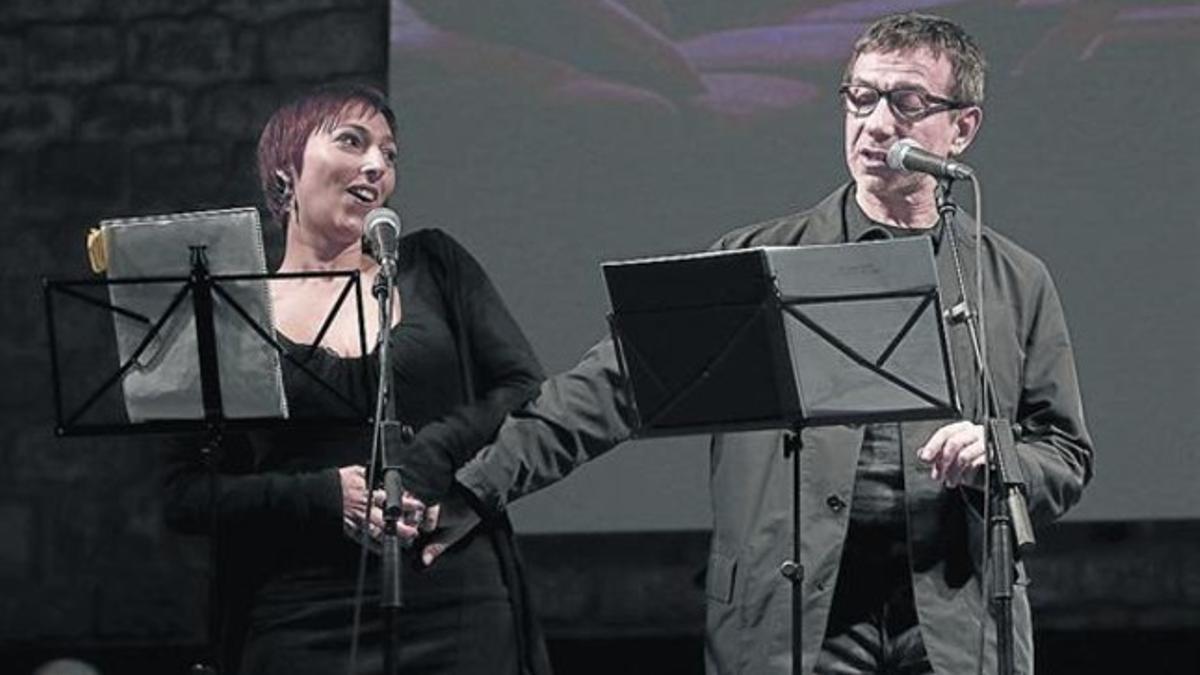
<box><xmin>604</xmin><ymin>237</ymin><xmax>959</xmax><ymax>675</ymax></box>
<box><xmin>43</xmin><ymin>262</ymin><xmax>372</xmax><ymax>435</ymax></box>
<box><xmin>43</xmin><ymin>210</ymin><xmax>372</xmax><ymax>675</ymax></box>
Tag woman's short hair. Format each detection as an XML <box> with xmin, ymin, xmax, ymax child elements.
<box><xmin>256</xmin><ymin>84</ymin><xmax>397</xmax><ymax>228</ymax></box>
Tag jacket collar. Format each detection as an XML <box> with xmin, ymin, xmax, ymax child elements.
<box><xmin>839</xmin><ymin>183</ymin><xmax>977</xmax><ymax>252</ymax></box>
<box><xmin>844</xmin><ymin>184</ymin><xmax>942</xmax><ymax>250</ymax></box>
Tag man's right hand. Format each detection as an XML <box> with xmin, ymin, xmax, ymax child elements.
<box><xmin>419</xmin><ymin>488</ymin><xmax>482</xmax><ymax>567</ymax></box>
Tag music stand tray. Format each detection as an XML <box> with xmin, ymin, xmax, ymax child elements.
<box><xmin>43</xmin><ymin>207</ymin><xmax>372</xmax><ymax>436</ymax></box>
<box><xmin>603</xmin><ymin>237</ymin><xmax>959</xmax><ymax>436</ymax></box>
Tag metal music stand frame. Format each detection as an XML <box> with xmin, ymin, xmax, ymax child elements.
<box><xmin>44</xmin><ymin>253</ymin><xmax>371</xmax><ymax>436</ymax></box>
<box><xmin>42</xmin><ymin>250</ymin><xmax>372</xmax><ymax>674</ymax></box>
<box><xmin>604</xmin><ymin>240</ymin><xmax>960</xmax><ymax>675</ymax></box>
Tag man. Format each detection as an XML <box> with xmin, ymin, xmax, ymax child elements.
<box><xmin>437</xmin><ymin>13</ymin><xmax>1093</xmax><ymax>675</ymax></box>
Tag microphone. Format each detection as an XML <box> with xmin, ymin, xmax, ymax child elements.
<box><xmin>364</xmin><ymin>207</ymin><xmax>402</xmax><ymax>278</ymax></box>
<box><xmin>887</xmin><ymin>139</ymin><xmax>974</xmax><ymax>180</ymax></box>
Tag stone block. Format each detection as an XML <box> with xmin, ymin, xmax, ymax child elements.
<box><xmin>0</xmin><ymin>272</ymin><xmax>52</xmax><ymax>359</ymax></box>
<box><xmin>128</xmin><ymin>142</ymin><xmax>233</xmax><ymax>211</ymax></box>
<box><xmin>32</xmin><ymin>267</ymin><xmax>149</xmax><ymax>427</ymax></box>
<box><xmin>39</xmin><ymin>485</ymin><xmax>111</xmax><ymax>582</ymax></box>
<box><xmin>80</xmin><ymin>85</ymin><xmax>188</xmax><ymax>143</ymax></box>
<box><xmin>0</xmin><ymin>335</ymin><xmax>58</xmax><ymax>425</ymax></box>
<box><xmin>96</xmin><ymin>572</ymin><xmax>206</xmax><ymax>639</ymax></box>
<box><xmin>27</xmin><ymin>25</ymin><xmax>122</xmax><ymax>86</ymax></box>
<box><xmin>0</xmin><ymin>500</ymin><xmax>37</xmax><ymax>581</ymax></box>
<box><xmin>27</xmin><ymin>143</ymin><xmax>127</xmax><ymax>217</ymax></box>
<box><xmin>193</xmin><ymin>84</ymin><xmax>285</xmax><ymax>142</ymax></box>
<box><xmin>0</xmin><ymin>219</ymin><xmax>96</xmax><ymax>298</ymax></box>
<box><xmin>110</xmin><ymin>0</ymin><xmax>214</xmax><ymax>19</ymax></box>
<box><xmin>215</xmin><ymin>0</ymin><xmax>370</xmax><ymax>23</ymax></box>
<box><xmin>0</xmin><ymin>36</ymin><xmax>22</xmax><ymax>90</ymax></box>
<box><xmin>7</xmin><ymin>0</ymin><xmax>104</xmax><ymax>23</ymax></box>
<box><xmin>129</xmin><ymin>18</ymin><xmax>255</xmax><ymax>85</ymax></box>
<box><xmin>0</xmin><ymin>584</ymin><xmax>95</xmax><ymax>641</ymax></box>
<box><xmin>0</xmin><ymin>94</ymin><xmax>74</xmax><ymax>147</ymax></box>
<box><xmin>6</xmin><ymin>418</ymin><xmax>90</xmax><ymax>488</ymax></box>
<box><xmin>92</xmin><ymin>468</ymin><xmax>208</xmax><ymax>639</ymax></box>
<box><xmin>227</xmin><ymin>140</ymin><xmax>264</xmax><ymax>206</ymax></box>
<box><xmin>264</xmin><ymin>10</ymin><xmax>385</xmax><ymax>80</ymax></box>
<box><xmin>0</xmin><ymin>152</ymin><xmax>20</xmax><ymax>210</ymax></box>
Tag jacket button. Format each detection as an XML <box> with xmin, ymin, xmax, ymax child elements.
<box><xmin>826</xmin><ymin>494</ymin><xmax>846</xmax><ymax>512</ymax></box>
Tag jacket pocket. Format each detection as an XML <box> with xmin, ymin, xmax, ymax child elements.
<box><xmin>706</xmin><ymin>552</ymin><xmax>737</xmax><ymax>604</ymax></box>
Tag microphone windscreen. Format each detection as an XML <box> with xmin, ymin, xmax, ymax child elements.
<box><xmin>886</xmin><ymin>138</ymin><xmax>920</xmax><ymax>171</ymax></box>
<box><xmin>365</xmin><ymin>207</ymin><xmax>401</xmax><ymax>238</ymax></box>
<box><xmin>363</xmin><ymin>207</ymin><xmax>402</xmax><ymax>270</ymax></box>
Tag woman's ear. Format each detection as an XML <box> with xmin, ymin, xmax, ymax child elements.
<box><xmin>274</xmin><ymin>170</ymin><xmax>293</xmax><ymax>196</ymax></box>
<box><xmin>274</xmin><ymin>169</ymin><xmax>296</xmax><ymax>215</ymax></box>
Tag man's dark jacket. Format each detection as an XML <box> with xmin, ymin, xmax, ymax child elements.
<box><xmin>457</xmin><ymin>183</ymin><xmax>1094</xmax><ymax>674</ymax></box>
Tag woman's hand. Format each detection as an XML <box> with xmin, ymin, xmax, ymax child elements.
<box><xmin>340</xmin><ymin>465</ymin><xmax>386</xmax><ymax>541</ymax></box>
<box><xmin>340</xmin><ymin>465</ymin><xmax>438</xmax><ymax>546</ymax></box>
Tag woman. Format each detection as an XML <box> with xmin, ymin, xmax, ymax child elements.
<box><xmin>164</xmin><ymin>84</ymin><xmax>550</xmax><ymax>675</ymax></box>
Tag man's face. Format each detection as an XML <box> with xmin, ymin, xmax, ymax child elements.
<box><xmin>843</xmin><ymin>48</ymin><xmax>979</xmax><ymax>203</ymax></box>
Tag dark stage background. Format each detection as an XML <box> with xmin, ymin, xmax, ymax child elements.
<box><xmin>2</xmin><ymin>1</ymin><xmax>1199</xmax><ymax>673</ymax></box>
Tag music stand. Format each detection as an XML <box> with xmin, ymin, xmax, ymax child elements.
<box><xmin>604</xmin><ymin>237</ymin><xmax>959</xmax><ymax>675</ymax></box>
<box><xmin>46</xmin><ymin>207</ymin><xmax>372</xmax><ymax>435</ymax></box>
<box><xmin>42</xmin><ymin>207</ymin><xmax>372</xmax><ymax>674</ymax></box>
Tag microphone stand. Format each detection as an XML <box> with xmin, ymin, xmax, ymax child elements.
<box><xmin>780</xmin><ymin>426</ymin><xmax>805</xmax><ymax>675</ymax></box>
<box><xmin>371</xmin><ymin>262</ymin><xmax>408</xmax><ymax>675</ymax></box>
<box><xmin>937</xmin><ymin>178</ymin><xmax>1035</xmax><ymax>675</ymax></box>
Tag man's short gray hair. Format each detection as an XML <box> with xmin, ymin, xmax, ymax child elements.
<box><xmin>843</xmin><ymin>13</ymin><xmax>986</xmax><ymax>105</ymax></box>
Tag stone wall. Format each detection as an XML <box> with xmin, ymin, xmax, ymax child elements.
<box><xmin>0</xmin><ymin>0</ymin><xmax>386</xmax><ymax>649</ymax></box>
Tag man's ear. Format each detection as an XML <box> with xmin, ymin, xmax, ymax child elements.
<box><xmin>951</xmin><ymin>106</ymin><xmax>983</xmax><ymax>156</ymax></box>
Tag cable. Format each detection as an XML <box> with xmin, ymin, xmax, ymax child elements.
<box><xmin>970</xmin><ymin>175</ymin><xmax>991</xmax><ymax>675</ymax></box>
<box><xmin>347</xmin><ymin>270</ymin><xmax>393</xmax><ymax>675</ymax></box>
<box><xmin>942</xmin><ymin>176</ymin><xmax>993</xmax><ymax>675</ymax></box>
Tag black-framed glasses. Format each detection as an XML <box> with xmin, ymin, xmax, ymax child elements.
<box><xmin>838</xmin><ymin>83</ymin><xmax>971</xmax><ymax>121</ymax></box>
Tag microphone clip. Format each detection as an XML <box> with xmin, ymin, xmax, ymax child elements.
<box><xmin>944</xmin><ymin>301</ymin><xmax>973</xmax><ymax>325</ymax></box>
<box><xmin>372</xmin><ymin>269</ymin><xmax>392</xmax><ymax>301</ymax></box>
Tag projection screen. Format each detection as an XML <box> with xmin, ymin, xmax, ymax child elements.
<box><xmin>389</xmin><ymin>0</ymin><xmax>1200</xmax><ymax>531</ymax></box>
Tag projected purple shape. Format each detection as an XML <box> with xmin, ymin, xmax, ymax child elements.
<box><xmin>783</xmin><ymin>0</ymin><xmax>970</xmax><ymax>23</ymax></box>
<box><xmin>679</xmin><ymin>23</ymin><xmax>866</xmax><ymax>73</ymax></box>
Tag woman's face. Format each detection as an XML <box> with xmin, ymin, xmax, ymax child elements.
<box><xmin>292</xmin><ymin>107</ymin><xmax>397</xmax><ymax>244</ymax></box>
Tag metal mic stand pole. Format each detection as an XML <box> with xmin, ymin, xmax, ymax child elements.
<box><xmin>188</xmin><ymin>245</ymin><xmax>225</xmax><ymax>675</ymax></box>
<box><xmin>937</xmin><ymin>179</ymin><xmax>1034</xmax><ymax>675</ymax></box>
<box><xmin>193</xmin><ymin>429</ymin><xmax>223</xmax><ymax>675</ymax></box>
<box><xmin>372</xmin><ymin>267</ymin><xmax>407</xmax><ymax>675</ymax></box>
<box><xmin>780</xmin><ymin>425</ymin><xmax>805</xmax><ymax>675</ymax></box>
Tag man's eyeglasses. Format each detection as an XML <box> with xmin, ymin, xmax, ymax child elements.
<box><xmin>838</xmin><ymin>83</ymin><xmax>971</xmax><ymax>122</ymax></box>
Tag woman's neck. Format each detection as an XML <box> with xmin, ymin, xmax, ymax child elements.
<box><xmin>277</xmin><ymin>220</ymin><xmax>371</xmax><ymax>273</ymax></box>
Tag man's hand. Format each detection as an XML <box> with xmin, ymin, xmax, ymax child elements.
<box><xmin>917</xmin><ymin>421</ymin><xmax>986</xmax><ymax>489</ymax></box>
<box><xmin>418</xmin><ymin>489</ymin><xmax>482</xmax><ymax>567</ymax></box>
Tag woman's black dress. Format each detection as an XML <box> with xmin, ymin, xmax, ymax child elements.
<box><xmin>164</xmin><ymin>229</ymin><xmax>549</xmax><ymax>675</ymax></box>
